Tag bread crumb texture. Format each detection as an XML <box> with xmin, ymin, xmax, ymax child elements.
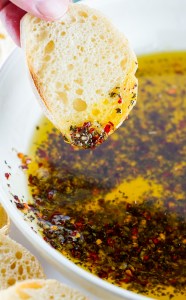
<box><xmin>0</xmin><ymin>234</ymin><xmax>45</xmax><ymax>290</ymax></box>
<box><xmin>0</xmin><ymin>279</ymin><xmax>88</xmax><ymax>300</ymax></box>
<box><xmin>22</xmin><ymin>4</ymin><xmax>138</xmax><ymax>149</ymax></box>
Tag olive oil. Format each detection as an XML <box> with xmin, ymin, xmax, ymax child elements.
<box><xmin>21</xmin><ymin>52</ymin><xmax>186</xmax><ymax>300</ymax></box>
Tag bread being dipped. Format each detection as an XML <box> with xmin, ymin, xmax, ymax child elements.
<box><xmin>21</xmin><ymin>3</ymin><xmax>138</xmax><ymax>150</ymax></box>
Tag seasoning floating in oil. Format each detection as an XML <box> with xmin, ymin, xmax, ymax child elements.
<box><xmin>17</xmin><ymin>52</ymin><xmax>186</xmax><ymax>300</ymax></box>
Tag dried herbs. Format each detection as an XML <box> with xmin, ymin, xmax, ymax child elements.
<box><xmin>68</xmin><ymin>121</ymin><xmax>115</xmax><ymax>149</ymax></box>
<box><xmin>18</xmin><ymin>52</ymin><xmax>186</xmax><ymax>300</ymax></box>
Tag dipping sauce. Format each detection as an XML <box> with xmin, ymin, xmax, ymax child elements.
<box><xmin>18</xmin><ymin>53</ymin><xmax>186</xmax><ymax>299</ymax></box>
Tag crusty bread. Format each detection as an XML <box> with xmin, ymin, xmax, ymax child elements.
<box><xmin>0</xmin><ymin>279</ymin><xmax>88</xmax><ymax>300</ymax></box>
<box><xmin>0</xmin><ymin>234</ymin><xmax>45</xmax><ymax>290</ymax></box>
<box><xmin>0</xmin><ymin>204</ymin><xmax>10</xmax><ymax>235</ymax></box>
<box><xmin>21</xmin><ymin>3</ymin><xmax>138</xmax><ymax>149</ymax></box>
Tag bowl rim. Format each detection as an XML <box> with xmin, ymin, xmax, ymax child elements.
<box><xmin>3</xmin><ymin>0</ymin><xmax>184</xmax><ymax>297</ymax></box>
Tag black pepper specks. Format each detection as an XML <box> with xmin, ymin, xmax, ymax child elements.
<box><xmin>17</xmin><ymin>52</ymin><xmax>186</xmax><ymax>300</ymax></box>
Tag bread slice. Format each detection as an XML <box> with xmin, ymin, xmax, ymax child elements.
<box><xmin>0</xmin><ymin>204</ymin><xmax>10</xmax><ymax>235</ymax></box>
<box><xmin>0</xmin><ymin>279</ymin><xmax>88</xmax><ymax>300</ymax></box>
<box><xmin>0</xmin><ymin>234</ymin><xmax>45</xmax><ymax>290</ymax></box>
<box><xmin>21</xmin><ymin>3</ymin><xmax>138</xmax><ymax>149</ymax></box>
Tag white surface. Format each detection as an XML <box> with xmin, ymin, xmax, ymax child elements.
<box><xmin>0</xmin><ymin>0</ymin><xmax>186</xmax><ymax>299</ymax></box>
<box><xmin>0</xmin><ymin>22</ymin><xmax>14</xmax><ymax>66</ymax></box>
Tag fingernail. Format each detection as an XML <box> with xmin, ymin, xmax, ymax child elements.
<box><xmin>36</xmin><ymin>0</ymin><xmax>69</xmax><ymax>21</ymax></box>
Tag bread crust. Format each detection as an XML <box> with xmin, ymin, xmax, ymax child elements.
<box><xmin>29</xmin><ymin>65</ymin><xmax>50</xmax><ymax>111</ymax></box>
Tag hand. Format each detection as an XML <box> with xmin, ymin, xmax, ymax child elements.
<box><xmin>0</xmin><ymin>0</ymin><xmax>70</xmax><ymax>45</ymax></box>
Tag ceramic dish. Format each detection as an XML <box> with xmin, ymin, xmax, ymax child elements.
<box><xmin>0</xmin><ymin>0</ymin><xmax>186</xmax><ymax>299</ymax></box>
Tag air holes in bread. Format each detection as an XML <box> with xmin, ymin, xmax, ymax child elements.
<box><xmin>44</xmin><ymin>41</ymin><xmax>55</xmax><ymax>54</ymax></box>
<box><xmin>92</xmin><ymin>15</ymin><xmax>98</xmax><ymax>20</ymax></box>
<box><xmin>37</xmin><ymin>31</ymin><xmax>48</xmax><ymax>42</ymax></box>
<box><xmin>78</xmin><ymin>11</ymin><xmax>88</xmax><ymax>18</ymax></box>
<box><xmin>43</xmin><ymin>55</ymin><xmax>51</xmax><ymax>62</ymax></box>
<box><xmin>57</xmin><ymin>92</ymin><xmax>68</xmax><ymax>105</ymax></box>
<box><xmin>120</xmin><ymin>57</ymin><xmax>127</xmax><ymax>69</ymax></box>
<box><xmin>64</xmin><ymin>84</ymin><xmax>70</xmax><ymax>91</ymax></box>
<box><xmin>76</xmin><ymin>89</ymin><xmax>83</xmax><ymax>95</ymax></box>
<box><xmin>15</xmin><ymin>252</ymin><xmax>22</xmax><ymax>259</ymax></box>
<box><xmin>7</xmin><ymin>278</ymin><xmax>16</xmax><ymax>286</ymax></box>
<box><xmin>56</xmin><ymin>82</ymin><xmax>62</xmax><ymax>89</ymax></box>
<box><xmin>73</xmin><ymin>99</ymin><xmax>87</xmax><ymax>111</ymax></box>
<box><xmin>92</xmin><ymin>109</ymin><xmax>100</xmax><ymax>116</ymax></box>
<box><xmin>68</xmin><ymin>64</ymin><xmax>74</xmax><ymax>71</ymax></box>
<box><xmin>74</xmin><ymin>78</ymin><xmax>83</xmax><ymax>86</ymax></box>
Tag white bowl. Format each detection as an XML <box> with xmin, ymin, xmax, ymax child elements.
<box><xmin>0</xmin><ymin>0</ymin><xmax>185</xmax><ymax>299</ymax></box>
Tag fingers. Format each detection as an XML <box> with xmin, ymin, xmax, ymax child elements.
<box><xmin>0</xmin><ymin>0</ymin><xmax>8</xmax><ymax>10</ymax></box>
<box><xmin>10</xmin><ymin>0</ymin><xmax>70</xmax><ymax>21</ymax></box>
<box><xmin>0</xmin><ymin>2</ymin><xmax>26</xmax><ymax>45</ymax></box>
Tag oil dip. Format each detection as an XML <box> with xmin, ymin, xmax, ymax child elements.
<box><xmin>17</xmin><ymin>52</ymin><xmax>186</xmax><ymax>299</ymax></box>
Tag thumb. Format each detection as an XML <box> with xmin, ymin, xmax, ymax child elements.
<box><xmin>10</xmin><ymin>0</ymin><xmax>70</xmax><ymax>21</ymax></box>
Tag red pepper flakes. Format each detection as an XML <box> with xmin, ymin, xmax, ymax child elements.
<box><xmin>21</xmin><ymin>165</ymin><xmax>28</xmax><ymax>170</ymax></box>
<box><xmin>122</xmin><ymin>278</ymin><xmax>131</xmax><ymax>284</ymax></box>
<box><xmin>152</xmin><ymin>238</ymin><xmax>159</xmax><ymax>245</ymax></box>
<box><xmin>132</xmin><ymin>227</ymin><xmax>138</xmax><ymax>235</ymax></box>
<box><xmin>92</xmin><ymin>188</ymin><xmax>100</xmax><ymax>196</ymax></box>
<box><xmin>109</xmin><ymin>121</ymin><xmax>114</xmax><ymax>127</ymax></box>
<box><xmin>14</xmin><ymin>195</ymin><xmax>19</xmax><ymax>201</ymax></box>
<box><xmin>13</xmin><ymin>194</ymin><xmax>30</xmax><ymax>211</ymax></box>
<box><xmin>169</xmin><ymin>279</ymin><xmax>177</xmax><ymax>285</ymax></box>
<box><xmin>118</xmin><ymin>97</ymin><xmax>123</xmax><ymax>104</ymax></box>
<box><xmin>106</xmin><ymin>229</ymin><xmax>114</xmax><ymax>234</ymax></box>
<box><xmin>83</xmin><ymin>122</ymin><xmax>91</xmax><ymax>128</ymax></box>
<box><xmin>5</xmin><ymin>173</ymin><xmax>10</xmax><ymax>180</ymax></box>
<box><xmin>17</xmin><ymin>53</ymin><xmax>186</xmax><ymax>299</ymax></box>
<box><xmin>17</xmin><ymin>152</ymin><xmax>24</xmax><ymax>159</ymax></box>
<box><xmin>167</xmin><ymin>88</ymin><xmax>177</xmax><ymax>95</ymax></box>
<box><xmin>143</xmin><ymin>255</ymin><xmax>149</xmax><ymax>261</ymax></box>
<box><xmin>89</xmin><ymin>128</ymin><xmax>95</xmax><ymax>134</ymax></box>
<box><xmin>98</xmin><ymin>270</ymin><xmax>108</xmax><ymax>279</ymax></box>
<box><xmin>15</xmin><ymin>202</ymin><xmax>25</xmax><ymax>210</ymax></box>
<box><xmin>104</xmin><ymin>121</ymin><xmax>114</xmax><ymax>134</ymax></box>
<box><xmin>70</xmin><ymin>122</ymin><xmax>112</xmax><ymax>149</ymax></box>
<box><xmin>17</xmin><ymin>153</ymin><xmax>32</xmax><ymax>169</ymax></box>
<box><xmin>107</xmin><ymin>238</ymin><xmax>114</xmax><ymax>246</ymax></box>
<box><xmin>172</xmin><ymin>255</ymin><xmax>178</xmax><ymax>261</ymax></box>
<box><xmin>143</xmin><ymin>211</ymin><xmax>151</xmax><ymax>220</ymax></box>
<box><xmin>88</xmin><ymin>252</ymin><xmax>99</xmax><ymax>261</ymax></box>
<box><xmin>71</xmin><ymin>230</ymin><xmax>78</xmax><ymax>237</ymax></box>
<box><xmin>37</xmin><ymin>148</ymin><xmax>48</xmax><ymax>159</ymax></box>
<box><xmin>104</xmin><ymin>124</ymin><xmax>111</xmax><ymax>134</ymax></box>
<box><xmin>75</xmin><ymin>222</ymin><xmax>84</xmax><ymax>229</ymax></box>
